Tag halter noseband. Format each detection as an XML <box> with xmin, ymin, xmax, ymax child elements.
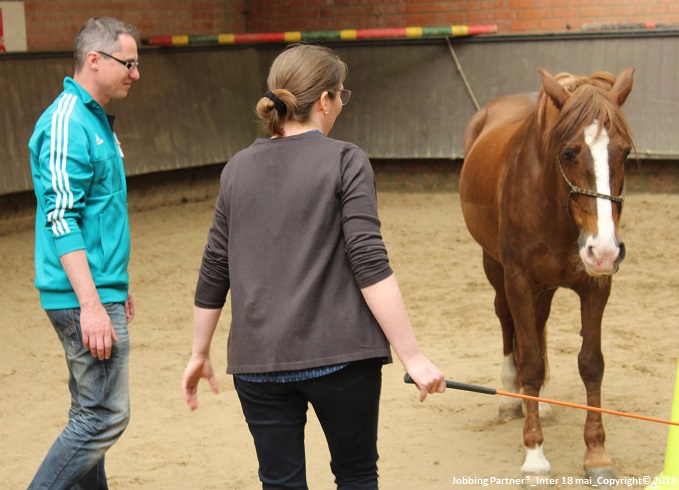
<box><xmin>557</xmin><ymin>154</ymin><xmax>625</xmax><ymax>226</ymax></box>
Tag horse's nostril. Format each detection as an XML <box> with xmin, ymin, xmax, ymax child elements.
<box><xmin>617</xmin><ymin>242</ymin><xmax>626</xmax><ymax>263</ymax></box>
<box><xmin>587</xmin><ymin>245</ymin><xmax>596</xmax><ymax>260</ymax></box>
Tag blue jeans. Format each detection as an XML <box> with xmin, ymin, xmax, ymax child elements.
<box><xmin>234</xmin><ymin>358</ymin><xmax>382</xmax><ymax>490</ymax></box>
<box><xmin>28</xmin><ymin>303</ymin><xmax>130</xmax><ymax>490</ymax></box>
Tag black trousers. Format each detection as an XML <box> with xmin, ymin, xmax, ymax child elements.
<box><xmin>234</xmin><ymin>358</ymin><xmax>383</xmax><ymax>489</ymax></box>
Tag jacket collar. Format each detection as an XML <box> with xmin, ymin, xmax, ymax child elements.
<box><xmin>63</xmin><ymin>77</ymin><xmax>114</xmax><ymax>129</ymax></box>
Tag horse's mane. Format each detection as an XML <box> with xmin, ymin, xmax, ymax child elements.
<box><xmin>536</xmin><ymin>71</ymin><xmax>633</xmax><ymax>157</ymax></box>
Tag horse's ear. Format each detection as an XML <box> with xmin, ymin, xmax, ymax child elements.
<box><xmin>538</xmin><ymin>68</ymin><xmax>570</xmax><ymax>109</ymax></box>
<box><xmin>609</xmin><ymin>67</ymin><xmax>635</xmax><ymax>107</ymax></box>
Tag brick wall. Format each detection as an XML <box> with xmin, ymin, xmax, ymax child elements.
<box><xmin>22</xmin><ymin>0</ymin><xmax>245</xmax><ymax>52</ymax></box>
<box><xmin>245</xmin><ymin>0</ymin><xmax>679</xmax><ymax>34</ymax></box>
<box><xmin>15</xmin><ymin>0</ymin><xmax>679</xmax><ymax>52</ymax></box>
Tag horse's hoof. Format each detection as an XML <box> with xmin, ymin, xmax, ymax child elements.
<box><xmin>499</xmin><ymin>403</ymin><xmax>524</xmax><ymax>421</ymax></box>
<box><xmin>521</xmin><ymin>444</ymin><xmax>551</xmax><ymax>475</ymax></box>
<box><xmin>585</xmin><ymin>466</ymin><xmax>616</xmax><ymax>488</ymax></box>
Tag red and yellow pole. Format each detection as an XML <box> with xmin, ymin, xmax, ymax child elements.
<box><xmin>0</xmin><ymin>9</ymin><xmax>6</xmax><ymax>53</ymax></box>
<box><xmin>145</xmin><ymin>24</ymin><xmax>498</xmax><ymax>46</ymax></box>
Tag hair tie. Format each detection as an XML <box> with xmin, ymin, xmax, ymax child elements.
<box><xmin>264</xmin><ymin>90</ymin><xmax>287</xmax><ymax>116</ymax></box>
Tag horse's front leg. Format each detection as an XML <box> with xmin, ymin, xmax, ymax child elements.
<box><xmin>577</xmin><ymin>281</ymin><xmax>615</xmax><ymax>481</ymax></box>
<box><xmin>482</xmin><ymin>252</ymin><xmax>524</xmax><ymax>420</ymax></box>
<box><xmin>505</xmin><ymin>272</ymin><xmax>551</xmax><ymax>475</ymax></box>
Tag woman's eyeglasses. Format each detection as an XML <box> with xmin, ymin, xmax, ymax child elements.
<box><xmin>338</xmin><ymin>89</ymin><xmax>352</xmax><ymax>105</ymax></box>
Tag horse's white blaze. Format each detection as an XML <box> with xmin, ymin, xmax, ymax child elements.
<box><xmin>585</xmin><ymin>122</ymin><xmax>614</xmax><ymax>241</ymax></box>
<box><xmin>581</xmin><ymin>121</ymin><xmax>620</xmax><ymax>274</ymax></box>
<box><xmin>521</xmin><ymin>443</ymin><xmax>551</xmax><ymax>474</ymax></box>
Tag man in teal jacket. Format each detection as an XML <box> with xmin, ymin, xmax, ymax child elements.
<box><xmin>28</xmin><ymin>17</ymin><xmax>140</xmax><ymax>489</ymax></box>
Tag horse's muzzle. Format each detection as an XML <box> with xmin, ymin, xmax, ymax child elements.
<box><xmin>580</xmin><ymin>237</ymin><xmax>625</xmax><ymax>276</ymax></box>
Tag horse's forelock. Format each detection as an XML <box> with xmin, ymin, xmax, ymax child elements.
<box><xmin>539</xmin><ymin>73</ymin><xmax>632</xmax><ymax>157</ymax></box>
<box><xmin>554</xmin><ymin>72</ymin><xmax>579</xmax><ymax>92</ymax></box>
<box><xmin>555</xmin><ymin>71</ymin><xmax>616</xmax><ymax>94</ymax></box>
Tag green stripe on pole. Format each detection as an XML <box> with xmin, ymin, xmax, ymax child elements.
<box><xmin>422</xmin><ymin>26</ymin><xmax>456</xmax><ymax>36</ymax></box>
<box><xmin>301</xmin><ymin>31</ymin><xmax>343</xmax><ymax>42</ymax></box>
<box><xmin>189</xmin><ymin>35</ymin><xmax>219</xmax><ymax>45</ymax></box>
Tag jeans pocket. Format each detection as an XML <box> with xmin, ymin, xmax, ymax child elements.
<box><xmin>46</xmin><ymin>308</ymin><xmax>81</xmax><ymax>357</ymax></box>
<box><xmin>104</xmin><ymin>303</ymin><xmax>129</xmax><ymax>346</ymax></box>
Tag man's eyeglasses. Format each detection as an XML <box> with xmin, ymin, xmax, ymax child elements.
<box><xmin>96</xmin><ymin>51</ymin><xmax>139</xmax><ymax>71</ymax></box>
<box><xmin>338</xmin><ymin>89</ymin><xmax>352</xmax><ymax>105</ymax></box>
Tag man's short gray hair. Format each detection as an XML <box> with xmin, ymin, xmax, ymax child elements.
<box><xmin>73</xmin><ymin>17</ymin><xmax>140</xmax><ymax>72</ymax></box>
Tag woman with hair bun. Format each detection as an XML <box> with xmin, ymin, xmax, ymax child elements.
<box><xmin>182</xmin><ymin>43</ymin><xmax>445</xmax><ymax>489</ymax></box>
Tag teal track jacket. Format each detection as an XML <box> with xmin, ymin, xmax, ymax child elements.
<box><xmin>29</xmin><ymin>77</ymin><xmax>130</xmax><ymax>310</ymax></box>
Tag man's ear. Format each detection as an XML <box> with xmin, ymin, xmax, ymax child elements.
<box><xmin>85</xmin><ymin>51</ymin><xmax>101</xmax><ymax>71</ymax></box>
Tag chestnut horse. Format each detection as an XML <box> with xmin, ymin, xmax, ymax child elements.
<box><xmin>460</xmin><ymin>68</ymin><xmax>635</xmax><ymax>480</ymax></box>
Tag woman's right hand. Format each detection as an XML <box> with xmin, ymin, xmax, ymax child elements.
<box><xmin>404</xmin><ymin>353</ymin><xmax>446</xmax><ymax>402</ymax></box>
<box><xmin>181</xmin><ymin>356</ymin><xmax>220</xmax><ymax>411</ymax></box>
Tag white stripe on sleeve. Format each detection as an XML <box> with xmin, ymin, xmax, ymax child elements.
<box><xmin>48</xmin><ymin>93</ymin><xmax>77</xmax><ymax>237</ymax></box>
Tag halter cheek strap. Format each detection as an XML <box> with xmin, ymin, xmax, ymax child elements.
<box><xmin>557</xmin><ymin>154</ymin><xmax>625</xmax><ymax>226</ymax></box>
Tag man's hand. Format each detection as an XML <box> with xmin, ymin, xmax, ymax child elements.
<box><xmin>59</xmin><ymin>250</ymin><xmax>118</xmax><ymax>360</ymax></box>
<box><xmin>126</xmin><ymin>293</ymin><xmax>136</xmax><ymax>323</ymax></box>
<box><xmin>80</xmin><ymin>303</ymin><xmax>117</xmax><ymax>360</ymax></box>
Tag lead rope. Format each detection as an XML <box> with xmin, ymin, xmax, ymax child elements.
<box><xmin>557</xmin><ymin>154</ymin><xmax>625</xmax><ymax>226</ymax></box>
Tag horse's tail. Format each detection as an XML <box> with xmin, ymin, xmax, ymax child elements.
<box><xmin>462</xmin><ymin>107</ymin><xmax>488</xmax><ymax>159</ymax></box>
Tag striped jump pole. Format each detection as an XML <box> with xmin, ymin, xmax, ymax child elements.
<box><xmin>646</xmin><ymin>359</ymin><xmax>679</xmax><ymax>490</ymax></box>
<box><xmin>0</xmin><ymin>9</ymin><xmax>6</xmax><ymax>53</ymax></box>
<box><xmin>144</xmin><ymin>24</ymin><xmax>498</xmax><ymax>47</ymax></box>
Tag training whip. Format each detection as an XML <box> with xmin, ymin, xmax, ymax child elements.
<box><xmin>404</xmin><ymin>373</ymin><xmax>679</xmax><ymax>426</ymax></box>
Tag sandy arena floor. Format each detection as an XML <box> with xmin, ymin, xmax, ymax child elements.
<box><xmin>1</xmin><ymin>161</ymin><xmax>678</xmax><ymax>489</ymax></box>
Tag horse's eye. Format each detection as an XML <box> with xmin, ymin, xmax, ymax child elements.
<box><xmin>623</xmin><ymin>147</ymin><xmax>631</xmax><ymax>158</ymax></box>
<box><xmin>562</xmin><ymin>148</ymin><xmax>576</xmax><ymax>162</ymax></box>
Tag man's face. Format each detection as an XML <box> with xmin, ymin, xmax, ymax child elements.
<box><xmin>97</xmin><ymin>33</ymin><xmax>140</xmax><ymax>100</ymax></box>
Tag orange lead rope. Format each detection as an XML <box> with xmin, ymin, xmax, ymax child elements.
<box><xmin>403</xmin><ymin>373</ymin><xmax>679</xmax><ymax>427</ymax></box>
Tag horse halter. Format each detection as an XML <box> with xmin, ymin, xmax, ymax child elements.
<box><xmin>557</xmin><ymin>154</ymin><xmax>625</xmax><ymax>226</ymax></box>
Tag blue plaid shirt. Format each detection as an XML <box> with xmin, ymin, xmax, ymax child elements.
<box><xmin>234</xmin><ymin>363</ymin><xmax>349</xmax><ymax>383</ymax></box>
